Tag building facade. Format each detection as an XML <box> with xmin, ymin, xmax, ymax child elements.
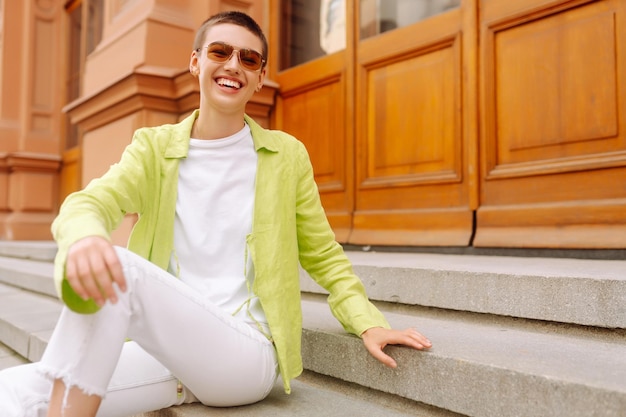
<box><xmin>0</xmin><ymin>0</ymin><xmax>624</xmax><ymax>249</ymax></box>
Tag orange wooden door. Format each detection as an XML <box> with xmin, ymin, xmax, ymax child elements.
<box><xmin>475</xmin><ymin>0</ymin><xmax>626</xmax><ymax>248</ymax></box>
<box><xmin>350</xmin><ymin>1</ymin><xmax>478</xmax><ymax>246</ymax></box>
<box><xmin>271</xmin><ymin>0</ymin><xmax>356</xmax><ymax>242</ymax></box>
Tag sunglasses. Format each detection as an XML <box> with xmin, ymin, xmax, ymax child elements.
<box><xmin>200</xmin><ymin>41</ymin><xmax>266</xmax><ymax>71</ymax></box>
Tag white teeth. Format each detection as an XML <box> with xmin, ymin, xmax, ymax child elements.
<box><xmin>217</xmin><ymin>78</ymin><xmax>241</xmax><ymax>89</ymax></box>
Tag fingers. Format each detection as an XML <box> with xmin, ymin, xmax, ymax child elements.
<box><xmin>379</xmin><ymin>330</ymin><xmax>430</xmax><ymax>353</ymax></box>
<box><xmin>368</xmin><ymin>346</ymin><xmax>398</xmax><ymax>369</ymax></box>
<box><xmin>65</xmin><ymin>237</ymin><xmax>127</xmax><ymax>307</ymax></box>
<box><xmin>64</xmin><ymin>253</ymin><xmax>89</xmax><ymax>301</ymax></box>
<box><xmin>102</xmin><ymin>245</ymin><xmax>127</xmax><ymax>293</ymax></box>
<box><xmin>362</xmin><ymin>326</ymin><xmax>432</xmax><ymax>369</ymax></box>
<box><xmin>404</xmin><ymin>327</ymin><xmax>432</xmax><ymax>350</ymax></box>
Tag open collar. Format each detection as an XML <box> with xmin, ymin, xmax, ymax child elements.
<box><xmin>163</xmin><ymin>110</ymin><xmax>279</xmax><ymax>159</ymax></box>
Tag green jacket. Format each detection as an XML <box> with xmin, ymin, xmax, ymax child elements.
<box><xmin>51</xmin><ymin>110</ymin><xmax>390</xmax><ymax>393</ymax></box>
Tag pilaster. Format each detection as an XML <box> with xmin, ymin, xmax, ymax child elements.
<box><xmin>0</xmin><ymin>0</ymin><xmax>63</xmax><ymax>240</ymax></box>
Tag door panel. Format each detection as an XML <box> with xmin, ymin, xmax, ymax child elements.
<box><xmin>351</xmin><ymin>6</ymin><xmax>475</xmax><ymax>246</ymax></box>
<box><xmin>493</xmin><ymin>1</ymin><xmax>620</xmax><ymax>170</ymax></box>
<box><xmin>275</xmin><ymin>52</ymin><xmax>353</xmax><ymax>241</ymax></box>
<box><xmin>365</xmin><ymin>47</ymin><xmax>458</xmax><ymax>182</ymax></box>
<box><xmin>476</xmin><ymin>0</ymin><xmax>626</xmax><ymax>248</ymax></box>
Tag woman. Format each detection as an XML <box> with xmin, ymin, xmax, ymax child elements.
<box><xmin>0</xmin><ymin>11</ymin><xmax>431</xmax><ymax>417</ymax></box>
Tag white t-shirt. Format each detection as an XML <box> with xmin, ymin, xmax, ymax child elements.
<box><xmin>168</xmin><ymin>123</ymin><xmax>267</xmax><ymax>329</ymax></box>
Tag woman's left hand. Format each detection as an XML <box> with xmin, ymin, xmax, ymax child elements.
<box><xmin>361</xmin><ymin>327</ymin><xmax>432</xmax><ymax>368</ymax></box>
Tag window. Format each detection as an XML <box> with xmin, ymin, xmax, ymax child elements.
<box><xmin>64</xmin><ymin>0</ymin><xmax>103</xmax><ymax>148</ymax></box>
<box><xmin>280</xmin><ymin>0</ymin><xmax>346</xmax><ymax>70</ymax></box>
<box><xmin>360</xmin><ymin>0</ymin><xmax>461</xmax><ymax>39</ymax></box>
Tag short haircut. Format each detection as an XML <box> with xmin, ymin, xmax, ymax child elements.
<box><xmin>193</xmin><ymin>11</ymin><xmax>268</xmax><ymax>68</ymax></box>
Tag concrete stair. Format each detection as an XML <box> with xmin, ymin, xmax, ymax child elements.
<box><xmin>0</xmin><ymin>241</ymin><xmax>625</xmax><ymax>416</ymax></box>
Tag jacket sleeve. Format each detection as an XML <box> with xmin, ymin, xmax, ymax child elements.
<box><xmin>294</xmin><ymin>142</ymin><xmax>390</xmax><ymax>336</ymax></box>
<box><xmin>51</xmin><ymin>129</ymin><xmax>153</xmax><ymax>313</ymax></box>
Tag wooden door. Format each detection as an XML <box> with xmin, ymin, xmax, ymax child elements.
<box><xmin>475</xmin><ymin>0</ymin><xmax>626</xmax><ymax>248</ymax></box>
<box><xmin>350</xmin><ymin>1</ymin><xmax>478</xmax><ymax>246</ymax></box>
<box><xmin>271</xmin><ymin>0</ymin><xmax>356</xmax><ymax>241</ymax></box>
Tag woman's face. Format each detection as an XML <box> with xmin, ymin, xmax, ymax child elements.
<box><xmin>190</xmin><ymin>23</ymin><xmax>266</xmax><ymax>115</ymax></box>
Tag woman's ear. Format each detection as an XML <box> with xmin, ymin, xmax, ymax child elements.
<box><xmin>189</xmin><ymin>50</ymin><xmax>200</xmax><ymax>76</ymax></box>
<box><xmin>256</xmin><ymin>67</ymin><xmax>267</xmax><ymax>91</ymax></box>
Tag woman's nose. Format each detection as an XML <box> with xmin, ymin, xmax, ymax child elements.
<box><xmin>223</xmin><ymin>50</ymin><xmax>241</xmax><ymax>71</ymax></box>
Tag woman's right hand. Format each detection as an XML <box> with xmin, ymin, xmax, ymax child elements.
<box><xmin>64</xmin><ymin>236</ymin><xmax>127</xmax><ymax>307</ymax></box>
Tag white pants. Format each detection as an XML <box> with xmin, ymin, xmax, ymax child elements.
<box><xmin>0</xmin><ymin>247</ymin><xmax>278</xmax><ymax>417</ymax></box>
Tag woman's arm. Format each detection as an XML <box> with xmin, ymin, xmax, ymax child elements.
<box><xmin>293</xmin><ymin>143</ymin><xmax>432</xmax><ymax>364</ymax></box>
<box><xmin>52</xmin><ymin>129</ymin><xmax>153</xmax><ymax>310</ymax></box>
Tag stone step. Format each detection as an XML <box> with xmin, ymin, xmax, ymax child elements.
<box><xmin>1</xmin><ymin>244</ymin><xmax>625</xmax><ymax>416</ymax></box>
<box><xmin>1</xmin><ymin>279</ymin><xmax>624</xmax><ymax>417</ymax></box>
<box><xmin>301</xmin><ymin>251</ymin><xmax>626</xmax><ymax>328</ymax></box>
<box><xmin>0</xmin><ymin>241</ymin><xmax>56</xmax><ymax>262</ymax></box>
<box><xmin>2</xmin><ymin>247</ymin><xmax>625</xmax><ymax>331</ymax></box>
<box><xmin>0</xmin><ymin>341</ymin><xmax>28</xmax><ymax>370</ymax></box>
<box><xmin>134</xmin><ymin>374</ymin><xmax>437</xmax><ymax>417</ymax></box>
<box><xmin>0</xmin><ymin>256</ymin><xmax>56</xmax><ymax>298</ymax></box>
<box><xmin>0</xmin><ymin>283</ymin><xmax>59</xmax><ymax>362</ymax></box>
<box><xmin>301</xmin><ymin>295</ymin><xmax>626</xmax><ymax>417</ymax></box>
<box><xmin>0</xmin><ymin>241</ymin><xmax>56</xmax><ymax>302</ymax></box>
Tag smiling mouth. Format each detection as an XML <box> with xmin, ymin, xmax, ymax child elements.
<box><xmin>216</xmin><ymin>78</ymin><xmax>241</xmax><ymax>89</ymax></box>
